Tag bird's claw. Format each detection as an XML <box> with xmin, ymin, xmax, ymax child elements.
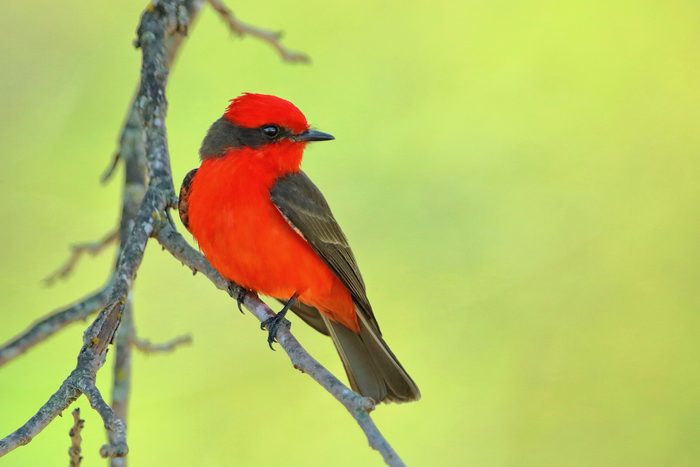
<box><xmin>260</xmin><ymin>314</ymin><xmax>291</xmax><ymax>350</ymax></box>
<box><xmin>227</xmin><ymin>283</ymin><xmax>249</xmax><ymax>314</ymax></box>
<box><xmin>236</xmin><ymin>288</ymin><xmax>247</xmax><ymax>314</ymax></box>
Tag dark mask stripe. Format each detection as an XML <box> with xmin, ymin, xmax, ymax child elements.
<box><xmin>199</xmin><ymin>118</ymin><xmax>290</xmax><ymax>159</ymax></box>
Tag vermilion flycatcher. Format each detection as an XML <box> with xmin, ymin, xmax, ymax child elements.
<box><xmin>178</xmin><ymin>93</ymin><xmax>420</xmax><ymax>403</ymax></box>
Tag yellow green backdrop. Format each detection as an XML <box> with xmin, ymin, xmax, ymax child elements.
<box><xmin>1</xmin><ymin>1</ymin><xmax>699</xmax><ymax>465</ymax></box>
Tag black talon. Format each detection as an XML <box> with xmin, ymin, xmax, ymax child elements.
<box><xmin>227</xmin><ymin>283</ymin><xmax>249</xmax><ymax>314</ymax></box>
<box><xmin>261</xmin><ymin>293</ymin><xmax>298</xmax><ymax>349</ymax></box>
<box><xmin>236</xmin><ymin>288</ymin><xmax>247</xmax><ymax>314</ymax></box>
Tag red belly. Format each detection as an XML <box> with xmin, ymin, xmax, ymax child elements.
<box><xmin>186</xmin><ymin>156</ymin><xmax>358</xmax><ymax>331</ymax></box>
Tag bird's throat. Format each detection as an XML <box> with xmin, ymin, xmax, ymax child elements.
<box><xmin>214</xmin><ymin>143</ymin><xmax>304</xmax><ymax>185</ymax></box>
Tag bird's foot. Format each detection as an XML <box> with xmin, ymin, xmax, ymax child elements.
<box><xmin>227</xmin><ymin>283</ymin><xmax>251</xmax><ymax>314</ymax></box>
<box><xmin>260</xmin><ymin>292</ymin><xmax>299</xmax><ymax>350</ymax></box>
<box><xmin>235</xmin><ymin>288</ymin><xmax>248</xmax><ymax>314</ymax></box>
<box><xmin>260</xmin><ymin>314</ymin><xmax>292</xmax><ymax>349</ymax></box>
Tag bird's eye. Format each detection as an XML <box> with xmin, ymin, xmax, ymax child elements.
<box><xmin>261</xmin><ymin>125</ymin><xmax>280</xmax><ymax>138</ymax></box>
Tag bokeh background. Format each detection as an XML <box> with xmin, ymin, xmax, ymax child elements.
<box><xmin>1</xmin><ymin>0</ymin><xmax>699</xmax><ymax>465</ymax></box>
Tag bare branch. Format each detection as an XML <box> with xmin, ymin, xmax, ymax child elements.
<box><xmin>207</xmin><ymin>0</ymin><xmax>310</xmax><ymax>63</ymax></box>
<box><xmin>0</xmin><ymin>377</ymin><xmax>81</xmax><ymax>455</ymax></box>
<box><xmin>109</xmin><ymin>300</ymin><xmax>133</xmax><ymax>467</ymax></box>
<box><xmin>43</xmin><ymin>231</ymin><xmax>119</xmax><ymax>286</ymax></box>
<box><xmin>132</xmin><ymin>334</ymin><xmax>192</xmax><ymax>354</ymax></box>
<box><xmin>78</xmin><ymin>381</ymin><xmax>127</xmax><ymax>458</ymax></box>
<box><xmin>101</xmin><ymin>152</ymin><xmax>121</xmax><ymax>184</ymax></box>
<box><xmin>108</xmin><ymin>56</ymin><xmax>148</xmax><ymax>467</ymax></box>
<box><xmin>68</xmin><ymin>408</ymin><xmax>84</xmax><ymax>467</ymax></box>
<box><xmin>0</xmin><ymin>286</ymin><xmax>111</xmax><ymax>367</ymax></box>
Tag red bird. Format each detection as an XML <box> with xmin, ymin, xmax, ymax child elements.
<box><xmin>178</xmin><ymin>93</ymin><xmax>420</xmax><ymax>403</ymax></box>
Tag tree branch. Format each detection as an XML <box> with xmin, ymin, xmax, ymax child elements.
<box><xmin>207</xmin><ymin>0</ymin><xmax>310</xmax><ymax>63</ymax></box>
<box><xmin>108</xmin><ymin>49</ymin><xmax>149</xmax><ymax>467</ymax></box>
<box><xmin>101</xmin><ymin>151</ymin><xmax>122</xmax><ymax>184</ymax></box>
<box><xmin>79</xmin><ymin>380</ymin><xmax>128</xmax><ymax>458</ymax></box>
<box><xmin>0</xmin><ymin>377</ymin><xmax>81</xmax><ymax>454</ymax></box>
<box><xmin>0</xmin><ymin>285</ymin><xmax>112</xmax><ymax>367</ymax></box>
<box><xmin>43</xmin><ymin>230</ymin><xmax>119</xmax><ymax>286</ymax></box>
<box><xmin>68</xmin><ymin>408</ymin><xmax>84</xmax><ymax>467</ymax></box>
<box><xmin>109</xmin><ymin>299</ymin><xmax>133</xmax><ymax>467</ymax></box>
<box><xmin>132</xmin><ymin>334</ymin><xmax>192</xmax><ymax>354</ymax></box>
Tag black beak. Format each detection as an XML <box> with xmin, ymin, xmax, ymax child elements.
<box><xmin>292</xmin><ymin>129</ymin><xmax>335</xmax><ymax>142</ymax></box>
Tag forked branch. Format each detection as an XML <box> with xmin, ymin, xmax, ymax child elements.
<box><xmin>43</xmin><ymin>230</ymin><xmax>118</xmax><ymax>286</ymax></box>
<box><xmin>208</xmin><ymin>0</ymin><xmax>310</xmax><ymax>63</ymax></box>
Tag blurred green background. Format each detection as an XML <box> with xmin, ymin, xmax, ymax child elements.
<box><xmin>1</xmin><ymin>0</ymin><xmax>699</xmax><ymax>465</ymax></box>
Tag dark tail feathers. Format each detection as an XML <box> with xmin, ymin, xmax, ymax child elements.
<box><xmin>322</xmin><ymin>311</ymin><xmax>420</xmax><ymax>403</ymax></box>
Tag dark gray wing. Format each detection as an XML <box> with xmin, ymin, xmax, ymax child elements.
<box><xmin>273</xmin><ymin>172</ymin><xmax>420</xmax><ymax>402</ymax></box>
<box><xmin>178</xmin><ymin>168</ymin><xmax>198</xmax><ymax>232</ymax></box>
<box><xmin>270</xmin><ymin>171</ymin><xmax>378</xmax><ymax>329</ymax></box>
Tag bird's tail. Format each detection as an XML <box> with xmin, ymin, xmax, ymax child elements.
<box><xmin>321</xmin><ymin>311</ymin><xmax>421</xmax><ymax>403</ymax></box>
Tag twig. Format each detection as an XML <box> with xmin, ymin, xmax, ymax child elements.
<box><xmin>207</xmin><ymin>0</ymin><xmax>310</xmax><ymax>63</ymax></box>
<box><xmin>109</xmin><ymin>300</ymin><xmax>133</xmax><ymax>467</ymax></box>
<box><xmin>68</xmin><ymin>408</ymin><xmax>84</xmax><ymax>467</ymax></box>
<box><xmin>132</xmin><ymin>334</ymin><xmax>192</xmax><ymax>353</ymax></box>
<box><xmin>43</xmin><ymin>231</ymin><xmax>119</xmax><ymax>286</ymax></box>
<box><xmin>108</xmin><ymin>50</ymin><xmax>149</xmax><ymax>467</ymax></box>
<box><xmin>101</xmin><ymin>152</ymin><xmax>121</xmax><ymax>184</ymax></box>
<box><xmin>0</xmin><ymin>285</ymin><xmax>112</xmax><ymax>367</ymax></box>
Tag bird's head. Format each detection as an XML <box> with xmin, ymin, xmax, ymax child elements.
<box><xmin>199</xmin><ymin>93</ymin><xmax>333</xmax><ymax>174</ymax></box>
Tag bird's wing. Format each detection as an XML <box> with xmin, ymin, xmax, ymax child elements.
<box><xmin>178</xmin><ymin>168</ymin><xmax>198</xmax><ymax>233</ymax></box>
<box><xmin>270</xmin><ymin>171</ymin><xmax>378</xmax><ymax>329</ymax></box>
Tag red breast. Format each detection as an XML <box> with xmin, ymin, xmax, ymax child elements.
<box><xmin>187</xmin><ymin>120</ymin><xmax>358</xmax><ymax>330</ymax></box>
